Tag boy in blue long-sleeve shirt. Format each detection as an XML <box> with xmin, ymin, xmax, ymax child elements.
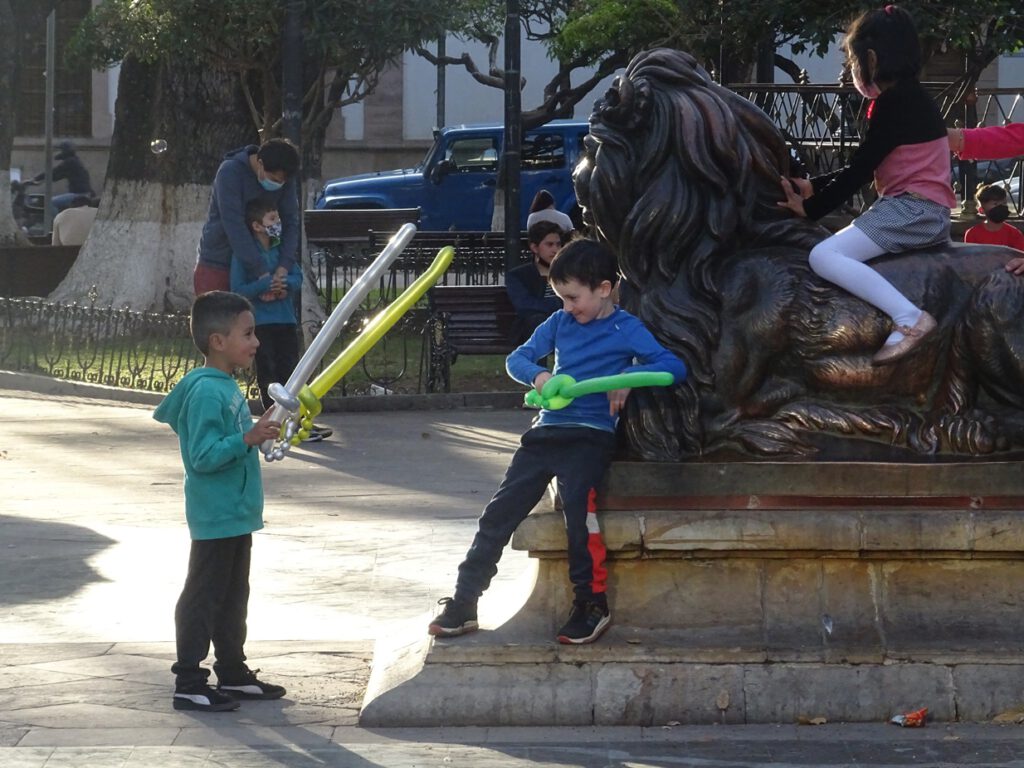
<box><xmin>429</xmin><ymin>239</ymin><xmax>687</xmax><ymax>645</ymax></box>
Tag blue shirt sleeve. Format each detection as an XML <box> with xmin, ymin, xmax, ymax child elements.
<box><xmin>229</xmin><ymin>243</ymin><xmax>272</xmax><ymax>299</ymax></box>
<box><xmin>621</xmin><ymin>318</ymin><xmax>688</xmax><ymax>384</ymax></box>
<box><xmin>184</xmin><ymin>384</ymin><xmax>251</xmax><ymax>473</ymax></box>
<box><xmin>506</xmin><ymin>311</ymin><xmax>559</xmax><ymax>386</ymax></box>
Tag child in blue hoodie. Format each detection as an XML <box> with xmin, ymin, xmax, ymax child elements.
<box><xmin>154</xmin><ymin>291</ymin><xmax>284</xmax><ymax>712</ymax></box>
<box><xmin>230</xmin><ymin>197</ymin><xmax>303</xmax><ymax>412</ymax></box>
<box><xmin>429</xmin><ymin>239</ymin><xmax>687</xmax><ymax>645</ymax></box>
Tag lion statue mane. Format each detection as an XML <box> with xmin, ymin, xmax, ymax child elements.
<box><xmin>574</xmin><ymin>48</ymin><xmax>1024</xmax><ymax>460</ymax></box>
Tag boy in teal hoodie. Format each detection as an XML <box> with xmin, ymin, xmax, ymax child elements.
<box><xmin>154</xmin><ymin>291</ymin><xmax>284</xmax><ymax>712</ymax></box>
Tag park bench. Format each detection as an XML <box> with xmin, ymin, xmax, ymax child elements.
<box><xmin>425</xmin><ymin>284</ymin><xmax>518</xmax><ymax>393</ymax></box>
<box><xmin>303</xmin><ymin>207</ymin><xmax>421</xmax><ymax>249</ymax></box>
<box><xmin>0</xmin><ymin>245</ymin><xmax>80</xmax><ymax>298</ymax></box>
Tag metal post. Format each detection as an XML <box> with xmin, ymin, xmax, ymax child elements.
<box><xmin>281</xmin><ymin>0</ymin><xmax>303</xmax><ymax>148</ymax></box>
<box><xmin>281</xmin><ymin>0</ymin><xmax>305</xmax><ymax>326</ymax></box>
<box><xmin>43</xmin><ymin>10</ymin><xmax>56</xmax><ymax>233</ymax></box>
<box><xmin>502</xmin><ymin>0</ymin><xmax>522</xmax><ymax>271</ymax></box>
<box><xmin>436</xmin><ymin>36</ymin><xmax>446</xmax><ymax>130</ymax></box>
<box><xmin>963</xmin><ymin>86</ymin><xmax>979</xmax><ymax>217</ymax></box>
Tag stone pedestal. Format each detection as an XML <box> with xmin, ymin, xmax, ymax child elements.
<box><xmin>360</xmin><ymin>462</ymin><xmax>1024</xmax><ymax>726</ymax></box>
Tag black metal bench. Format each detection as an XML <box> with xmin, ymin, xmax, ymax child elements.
<box><xmin>425</xmin><ymin>285</ymin><xmax>517</xmax><ymax>392</ymax></box>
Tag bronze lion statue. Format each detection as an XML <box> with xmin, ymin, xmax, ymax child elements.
<box><xmin>574</xmin><ymin>48</ymin><xmax>1024</xmax><ymax>459</ymax></box>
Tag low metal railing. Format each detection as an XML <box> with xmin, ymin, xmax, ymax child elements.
<box><xmin>0</xmin><ymin>295</ymin><xmax>219</xmax><ymax>393</ymax></box>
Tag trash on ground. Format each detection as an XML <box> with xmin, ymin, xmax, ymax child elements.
<box><xmin>890</xmin><ymin>707</ymin><xmax>928</xmax><ymax>727</ymax></box>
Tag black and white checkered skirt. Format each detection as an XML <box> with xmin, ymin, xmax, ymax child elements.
<box><xmin>853</xmin><ymin>193</ymin><xmax>951</xmax><ymax>252</ymax></box>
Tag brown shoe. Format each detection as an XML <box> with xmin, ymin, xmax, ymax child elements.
<box><xmin>871</xmin><ymin>311</ymin><xmax>937</xmax><ymax>366</ymax></box>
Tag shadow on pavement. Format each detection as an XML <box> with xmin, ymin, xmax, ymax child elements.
<box><xmin>0</xmin><ymin>515</ymin><xmax>113</xmax><ymax>606</ymax></box>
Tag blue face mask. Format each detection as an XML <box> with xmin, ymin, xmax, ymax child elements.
<box><xmin>264</xmin><ymin>221</ymin><xmax>282</xmax><ymax>238</ymax></box>
<box><xmin>260</xmin><ymin>176</ymin><xmax>284</xmax><ymax>192</ymax></box>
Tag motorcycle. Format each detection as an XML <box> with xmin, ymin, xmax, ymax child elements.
<box><xmin>10</xmin><ymin>179</ymin><xmax>47</xmax><ymax>237</ymax></box>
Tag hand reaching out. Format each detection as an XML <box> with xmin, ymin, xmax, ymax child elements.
<box><xmin>1006</xmin><ymin>257</ymin><xmax>1024</xmax><ymax>276</ymax></box>
<box><xmin>778</xmin><ymin>176</ymin><xmax>810</xmax><ymax>218</ymax></box>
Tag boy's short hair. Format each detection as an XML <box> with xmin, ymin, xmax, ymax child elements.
<box><xmin>976</xmin><ymin>183</ymin><xmax>1008</xmax><ymax>205</ymax></box>
<box><xmin>528</xmin><ymin>219</ymin><xmax>563</xmax><ymax>245</ymax></box>
<box><xmin>548</xmin><ymin>238</ymin><xmax>619</xmax><ymax>290</ymax></box>
<box><xmin>190</xmin><ymin>291</ymin><xmax>253</xmax><ymax>356</ymax></box>
<box><xmin>245</xmin><ymin>196</ymin><xmax>278</xmax><ymax>229</ymax></box>
<box><xmin>257</xmin><ymin>137</ymin><xmax>300</xmax><ymax>175</ymax></box>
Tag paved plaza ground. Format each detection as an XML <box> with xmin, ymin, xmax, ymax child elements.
<box><xmin>3</xmin><ymin>377</ymin><xmax>1024</xmax><ymax>766</ymax></box>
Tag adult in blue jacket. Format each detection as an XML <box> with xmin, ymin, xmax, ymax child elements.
<box><xmin>194</xmin><ymin>138</ymin><xmax>300</xmax><ymax>295</ymax></box>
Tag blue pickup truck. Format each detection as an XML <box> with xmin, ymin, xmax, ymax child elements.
<box><xmin>314</xmin><ymin>120</ymin><xmax>589</xmax><ymax>231</ymax></box>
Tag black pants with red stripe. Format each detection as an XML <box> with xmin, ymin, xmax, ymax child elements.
<box><xmin>455</xmin><ymin>425</ymin><xmax>616</xmax><ymax>604</ymax></box>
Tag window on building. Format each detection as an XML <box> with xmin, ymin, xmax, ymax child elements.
<box><xmin>15</xmin><ymin>0</ymin><xmax>93</xmax><ymax>137</ymax></box>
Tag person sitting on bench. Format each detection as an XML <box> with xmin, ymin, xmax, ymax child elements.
<box><xmin>506</xmin><ymin>220</ymin><xmax>564</xmax><ymax>345</ymax></box>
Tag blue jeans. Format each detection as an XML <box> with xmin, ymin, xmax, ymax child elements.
<box><xmin>455</xmin><ymin>425</ymin><xmax>617</xmax><ymax>603</ymax></box>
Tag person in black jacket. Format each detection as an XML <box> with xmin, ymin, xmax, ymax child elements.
<box><xmin>506</xmin><ymin>220</ymin><xmax>565</xmax><ymax>344</ymax></box>
<box><xmin>34</xmin><ymin>140</ymin><xmax>94</xmax><ymax>216</ymax></box>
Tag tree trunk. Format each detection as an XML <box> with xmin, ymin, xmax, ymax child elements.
<box><xmin>51</xmin><ymin>56</ymin><xmax>255</xmax><ymax>311</ymax></box>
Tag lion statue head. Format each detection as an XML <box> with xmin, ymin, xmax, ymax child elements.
<box><xmin>574</xmin><ymin>48</ymin><xmax>825</xmax><ymax>457</ymax></box>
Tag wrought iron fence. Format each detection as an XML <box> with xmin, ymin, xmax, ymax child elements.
<box><xmin>0</xmin><ymin>295</ymin><xmax>240</xmax><ymax>393</ymax></box>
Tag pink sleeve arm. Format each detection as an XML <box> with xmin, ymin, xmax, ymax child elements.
<box><xmin>960</xmin><ymin>124</ymin><xmax>1024</xmax><ymax>161</ymax></box>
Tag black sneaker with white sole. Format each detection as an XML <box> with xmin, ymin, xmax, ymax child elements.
<box><xmin>556</xmin><ymin>599</ymin><xmax>611</xmax><ymax>644</ymax></box>
<box><xmin>173</xmin><ymin>685</ymin><xmax>240</xmax><ymax>712</ymax></box>
<box><xmin>428</xmin><ymin>596</ymin><xmax>479</xmax><ymax>637</ymax></box>
<box><xmin>302</xmin><ymin>424</ymin><xmax>332</xmax><ymax>442</ymax></box>
<box><xmin>217</xmin><ymin>668</ymin><xmax>286</xmax><ymax>700</ymax></box>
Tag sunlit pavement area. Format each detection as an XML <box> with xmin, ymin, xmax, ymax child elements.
<box><xmin>3</xmin><ymin>381</ymin><xmax>1024</xmax><ymax>767</ymax></box>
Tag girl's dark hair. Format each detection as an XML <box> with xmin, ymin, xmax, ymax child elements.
<box><xmin>843</xmin><ymin>5</ymin><xmax>921</xmax><ymax>85</ymax></box>
<box><xmin>548</xmin><ymin>239</ymin><xmax>619</xmax><ymax>289</ymax></box>
<box><xmin>529</xmin><ymin>188</ymin><xmax>555</xmax><ymax>213</ymax></box>
<box><xmin>527</xmin><ymin>219</ymin><xmax>563</xmax><ymax>245</ymax></box>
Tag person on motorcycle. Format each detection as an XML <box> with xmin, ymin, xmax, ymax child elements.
<box><xmin>33</xmin><ymin>140</ymin><xmax>94</xmax><ymax>216</ymax></box>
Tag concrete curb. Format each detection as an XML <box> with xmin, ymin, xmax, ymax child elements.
<box><xmin>0</xmin><ymin>370</ymin><xmax>523</xmax><ymax>412</ymax></box>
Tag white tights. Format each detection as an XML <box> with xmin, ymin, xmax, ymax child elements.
<box><xmin>808</xmin><ymin>224</ymin><xmax>922</xmax><ymax>344</ymax></box>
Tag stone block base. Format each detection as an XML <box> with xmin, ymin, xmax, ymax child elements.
<box><xmin>360</xmin><ymin>462</ymin><xmax>1024</xmax><ymax>726</ymax></box>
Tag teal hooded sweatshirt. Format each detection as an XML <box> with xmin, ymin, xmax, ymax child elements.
<box><xmin>154</xmin><ymin>367</ymin><xmax>264</xmax><ymax>540</ymax></box>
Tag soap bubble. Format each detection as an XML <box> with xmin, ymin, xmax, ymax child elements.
<box><xmin>149</xmin><ymin>139</ymin><xmax>168</xmax><ymax>155</ymax></box>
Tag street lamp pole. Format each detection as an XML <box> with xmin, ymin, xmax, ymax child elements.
<box><xmin>502</xmin><ymin>0</ymin><xmax>522</xmax><ymax>271</ymax></box>
<box><xmin>43</xmin><ymin>10</ymin><xmax>56</xmax><ymax>234</ymax></box>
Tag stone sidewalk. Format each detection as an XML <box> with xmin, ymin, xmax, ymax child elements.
<box><xmin>3</xmin><ymin>380</ymin><xmax>1024</xmax><ymax>766</ymax></box>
